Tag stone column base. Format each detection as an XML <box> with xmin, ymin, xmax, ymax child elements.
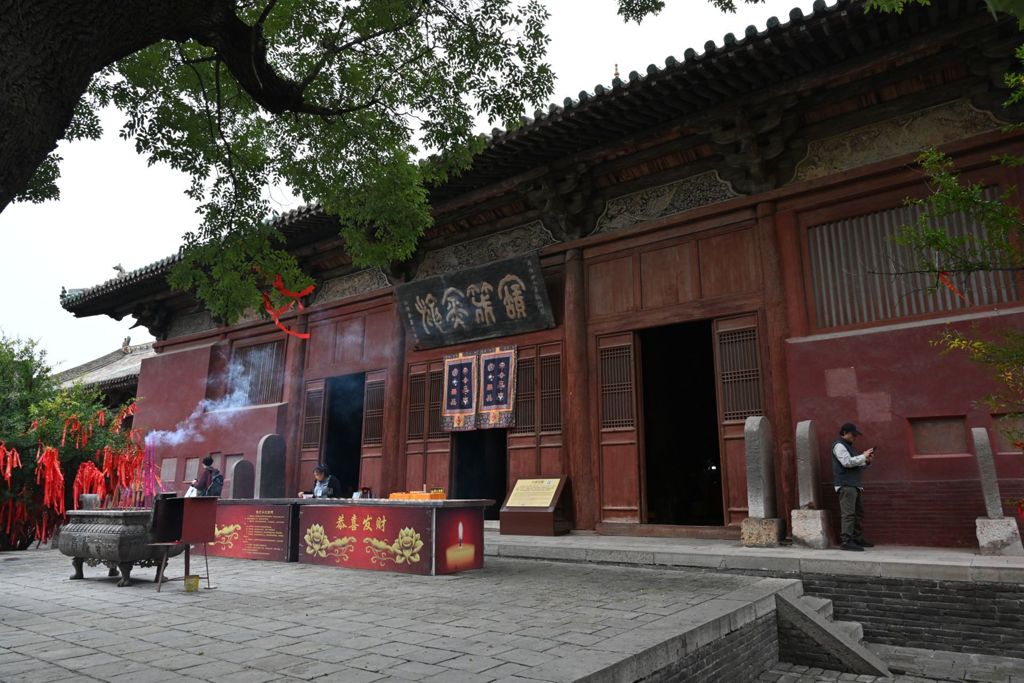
<box><xmin>791</xmin><ymin>509</ymin><xmax>833</xmax><ymax>550</ymax></box>
<box><xmin>976</xmin><ymin>517</ymin><xmax>1024</xmax><ymax>556</ymax></box>
<box><xmin>741</xmin><ymin>517</ymin><xmax>785</xmax><ymax>547</ymax></box>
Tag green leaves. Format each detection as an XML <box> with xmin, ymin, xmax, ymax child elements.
<box><xmin>896</xmin><ymin>148</ymin><xmax>1023</xmax><ymax>276</ymax></box>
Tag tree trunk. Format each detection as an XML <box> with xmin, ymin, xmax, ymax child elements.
<box><xmin>0</xmin><ymin>1</ymin><xmax>227</xmax><ymax>211</ymax></box>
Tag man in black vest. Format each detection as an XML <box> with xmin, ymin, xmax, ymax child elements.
<box><xmin>833</xmin><ymin>422</ymin><xmax>875</xmax><ymax>551</ymax></box>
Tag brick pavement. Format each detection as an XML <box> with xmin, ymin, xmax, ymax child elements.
<box><xmin>0</xmin><ymin>547</ymin><xmax>791</xmax><ymax>683</ymax></box>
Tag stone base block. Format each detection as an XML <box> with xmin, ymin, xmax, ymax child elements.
<box><xmin>976</xmin><ymin>517</ymin><xmax>1024</xmax><ymax>556</ymax></box>
<box><xmin>791</xmin><ymin>509</ymin><xmax>833</xmax><ymax>550</ymax></box>
<box><xmin>741</xmin><ymin>517</ymin><xmax>785</xmax><ymax>547</ymax></box>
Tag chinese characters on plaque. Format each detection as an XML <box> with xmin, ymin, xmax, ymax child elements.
<box><xmin>442</xmin><ymin>346</ymin><xmax>517</xmax><ymax>431</ymax></box>
<box><xmin>396</xmin><ymin>255</ymin><xmax>554</xmax><ymax>348</ymax></box>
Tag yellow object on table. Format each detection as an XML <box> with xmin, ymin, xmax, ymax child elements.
<box><xmin>388</xmin><ymin>490</ymin><xmax>447</xmax><ymax>500</ymax></box>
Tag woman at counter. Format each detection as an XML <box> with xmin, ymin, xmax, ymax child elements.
<box><xmin>299</xmin><ymin>465</ymin><xmax>342</xmax><ymax>499</ymax></box>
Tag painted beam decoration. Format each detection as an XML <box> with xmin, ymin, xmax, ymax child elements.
<box><xmin>396</xmin><ymin>254</ymin><xmax>554</xmax><ymax>348</ymax></box>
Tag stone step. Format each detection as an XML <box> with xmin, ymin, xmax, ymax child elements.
<box><xmin>832</xmin><ymin>619</ymin><xmax>864</xmax><ymax>644</ymax></box>
<box><xmin>797</xmin><ymin>595</ymin><xmax>833</xmax><ymax>620</ymax></box>
<box><xmin>775</xmin><ymin>593</ymin><xmax>889</xmax><ymax>677</ymax></box>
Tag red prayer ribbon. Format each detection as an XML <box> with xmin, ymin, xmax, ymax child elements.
<box><xmin>937</xmin><ymin>271</ymin><xmax>967</xmax><ymax>302</ymax></box>
<box><xmin>262</xmin><ymin>275</ymin><xmax>314</xmax><ymax>339</ymax></box>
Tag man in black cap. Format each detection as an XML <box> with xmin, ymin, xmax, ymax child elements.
<box><xmin>833</xmin><ymin>422</ymin><xmax>875</xmax><ymax>551</ymax></box>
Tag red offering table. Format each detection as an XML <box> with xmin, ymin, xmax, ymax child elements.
<box><xmin>206</xmin><ymin>500</ymin><xmax>297</xmax><ymax>562</ymax></box>
<box><xmin>297</xmin><ymin>499</ymin><xmax>492</xmax><ymax>575</ymax></box>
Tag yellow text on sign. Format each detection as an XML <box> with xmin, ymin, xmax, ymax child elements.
<box><xmin>505</xmin><ymin>478</ymin><xmax>560</xmax><ymax>508</ymax></box>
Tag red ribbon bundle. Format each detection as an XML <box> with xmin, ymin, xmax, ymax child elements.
<box><xmin>35</xmin><ymin>447</ymin><xmax>65</xmax><ymax>517</ymax></box>
<box><xmin>0</xmin><ymin>442</ymin><xmax>21</xmax><ymax>488</ymax></box>
<box><xmin>0</xmin><ymin>500</ymin><xmax>28</xmax><ymax>539</ymax></box>
<box><xmin>72</xmin><ymin>461</ymin><xmax>106</xmax><ymax>508</ymax></box>
<box><xmin>262</xmin><ymin>274</ymin><xmax>314</xmax><ymax>339</ymax></box>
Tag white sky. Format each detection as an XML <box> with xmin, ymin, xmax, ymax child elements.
<box><xmin>0</xmin><ymin>0</ymin><xmax>810</xmax><ymax>372</ymax></box>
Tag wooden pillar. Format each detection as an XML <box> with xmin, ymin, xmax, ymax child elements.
<box><xmin>756</xmin><ymin>202</ymin><xmax>796</xmax><ymax>527</ymax></box>
<box><xmin>382</xmin><ymin>306</ymin><xmax>407</xmax><ymax>496</ymax></box>
<box><xmin>563</xmin><ymin>248</ymin><xmax>597</xmax><ymax>529</ymax></box>
<box><xmin>774</xmin><ymin>209</ymin><xmax>809</xmax><ymax>337</ymax></box>
<box><xmin>282</xmin><ymin>314</ymin><xmax>308</xmax><ymax>500</ymax></box>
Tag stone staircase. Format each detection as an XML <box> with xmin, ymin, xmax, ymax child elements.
<box><xmin>775</xmin><ymin>588</ymin><xmax>891</xmax><ymax>677</ymax></box>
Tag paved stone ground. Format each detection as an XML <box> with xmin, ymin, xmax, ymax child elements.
<box><xmin>4</xmin><ymin>544</ymin><xmax>1024</xmax><ymax>683</ymax></box>
<box><xmin>0</xmin><ymin>547</ymin><xmax>784</xmax><ymax>683</ymax></box>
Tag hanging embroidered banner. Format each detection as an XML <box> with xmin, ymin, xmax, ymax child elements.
<box><xmin>442</xmin><ymin>352</ymin><xmax>478</xmax><ymax>431</ymax></box>
<box><xmin>477</xmin><ymin>346</ymin><xmax>516</xmax><ymax>429</ymax></box>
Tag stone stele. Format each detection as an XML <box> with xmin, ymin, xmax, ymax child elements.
<box><xmin>744</xmin><ymin>415</ymin><xmax>777</xmax><ymax>519</ymax></box>
<box><xmin>255</xmin><ymin>433</ymin><xmax>287</xmax><ymax>499</ymax></box>
<box><xmin>795</xmin><ymin>420</ymin><xmax>820</xmax><ymax>509</ymax></box>
<box><xmin>972</xmin><ymin>427</ymin><xmax>1004</xmax><ymax>520</ymax></box>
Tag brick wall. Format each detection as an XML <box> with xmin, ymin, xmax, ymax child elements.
<box><xmin>776</xmin><ymin>612</ymin><xmax>850</xmax><ymax>671</ymax></box>
<box><xmin>641</xmin><ymin>614</ymin><xmax>778</xmax><ymax>683</ymax></box>
<box><xmin>817</xmin><ymin>480</ymin><xmax>1024</xmax><ymax>548</ymax></box>
<box><xmin>801</xmin><ymin>575</ymin><xmax>1024</xmax><ymax>658</ymax></box>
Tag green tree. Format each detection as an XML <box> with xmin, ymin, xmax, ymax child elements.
<box><xmin>3</xmin><ymin>0</ymin><xmax>761</xmax><ymax>323</ymax></box>
<box><xmin>0</xmin><ymin>336</ymin><xmax>141</xmax><ymax>550</ymax></box>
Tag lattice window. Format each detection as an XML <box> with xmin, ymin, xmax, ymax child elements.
<box><xmin>540</xmin><ymin>355</ymin><xmax>562</xmax><ymax>433</ymax></box>
<box><xmin>407</xmin><ymin>374</ymin><xmax>426</xmax><ymax>440</ymax></box>
<box><xmin>807</xmin><ymin>188</ymin><xmax>1018</xmax><ymax>328</ymax></box>
<box><xmin>512</xmin><ymin>358</ymin><xmax>536</xmax><ymax>435</ymax></box>
<box><xmin>600</xmin><ymin>345</ymin><xmax>635</xmax><ymax>429</ymax></box>
<box><xmin>301</xmin><ymin>388</ymin><xmax>324</xmax><ymax>450</ymax></box>
<box><xmin>362</xmin><ymin>380</ymin><xmax>385</xmax><ymax>446</ymax></box>
<box><xmin>427</xmin><ymin>370</ymin><xmax>446</xmax><ymax>438</ymax></box>
<box><xmin>160</xmin><ymin>458</ymin><xmax>178</xmax><ymax>489</ymax></box>
<box><xmin>718</xmin><ymin>328</ymin><xmax>763</xmax><ymax>422</ymax></box>
<box><xmin>183</xmin><ymin>457</ymin><xmax>200</xmax><ymax>483</ymax></box>
<box><xmin>231</xmin><ymin>341</ymin><xmax>285</xmax><ymax>405</ymax></box>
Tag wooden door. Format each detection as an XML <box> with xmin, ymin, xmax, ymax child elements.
<box><xmin>359</xmin><ymin>370</ymin><xmax>386</xmax><ymax>494</ymax></box>
<box><xmin>713</xmin><ymin>315</ymin><xmax>765</xmax><ymax>526</ymax></box>
<box><xmin>597</xmin><ymin>333</ymin><xmax>643</xmax><ymax>523</ymax></box>
<box><xmin>404</xmin><ymin>362</ymin><xmax>451</xmax><ymax>492</ymax></box>
<box><xmin>299</xmin><ymin>379</ymin><xmax>326</xmax><ymax>488</ymax></box>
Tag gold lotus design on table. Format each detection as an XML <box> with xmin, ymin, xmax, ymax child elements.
<box><xmin>303</xmin><ymin>523</ymin><xmax>356</xmax><ymax>562</ymax></box>
<box><xmin>364</xmin><ymin>527</ymin><xmax>423</xmax><ymax>565</ymax></box>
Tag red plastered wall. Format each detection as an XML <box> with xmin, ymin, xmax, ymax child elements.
<box><xmin>786</xmin><ymin>309</ymin><xmax>1024</xmax><ymax>546</ymax></box>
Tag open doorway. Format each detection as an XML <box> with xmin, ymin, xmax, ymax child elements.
<box><xmin>452</xmin><ymin>430</ymin><xmax>508</xmax><ymax>520</ymax></box>
<box><xmin>639</xmin><ymin>320</ymin><xmax>723</xmax><ymax>526</ymax></box>
<box><xmin>322</xmin><ymin>373</ymin><xmax>365</xmax><ymax>498</ymax></box>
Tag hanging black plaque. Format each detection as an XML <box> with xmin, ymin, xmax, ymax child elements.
<box><xmin>396</xmin><ymin>254</ymin><xmax>554</xmax><ymax>348</ymax></box>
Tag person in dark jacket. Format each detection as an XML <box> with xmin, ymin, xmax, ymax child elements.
<box><xmin>190</xmin><ymin>456</ymin><xmax>221</xmax><ymax>495</ymax></box>
<box><xmin>299</xmin><ymin>465</ymin><xmax>342</xmax><ymax>499</ymax></box>
<box><xmin>832</xmin><ymin>422</ymin><xmax>875</xmax><ymax>551</ymax></box>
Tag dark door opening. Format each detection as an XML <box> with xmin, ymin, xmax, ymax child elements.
<box><xmin>639</xmin><ymin>320</ymin><xmax>723</xmax><ymax>526</ymax></box>
<box><xmin>452</xmin><ymin>430</ymin><xmax>508</xmax><ymax>520</ymax></box>
<box><xmin>322</xmin><ymin>373</ymin><xmax>365</xmax><ymax>497</ymax></box>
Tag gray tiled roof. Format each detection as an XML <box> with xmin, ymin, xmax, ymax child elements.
<box><xmin>53</xmin><ymin>343</ymin><xmax>156</xmax><ymax>390</ymax></box>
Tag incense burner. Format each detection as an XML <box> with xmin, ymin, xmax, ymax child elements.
<box><xmin>55</xmin><ymin>508</ymin><xmax>184</xmax><ymax>587</ymax></box>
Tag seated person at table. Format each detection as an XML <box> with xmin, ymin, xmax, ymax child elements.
<box><xmin>298</xmin><ymin>465</ymin><xmax>341</xmax><ymax>499</ymax></box>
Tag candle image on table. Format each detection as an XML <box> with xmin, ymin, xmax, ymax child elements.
<box><xmin>445</xmin><ymin>519</ymin><xmax>476</xmax><ymax>571</ymax></box>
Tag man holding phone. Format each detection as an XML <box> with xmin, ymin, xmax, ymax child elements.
<box><xmin>833</xmin><ymin>422</ymin><xmax>875</xmax><ymax>551</ymax></box>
